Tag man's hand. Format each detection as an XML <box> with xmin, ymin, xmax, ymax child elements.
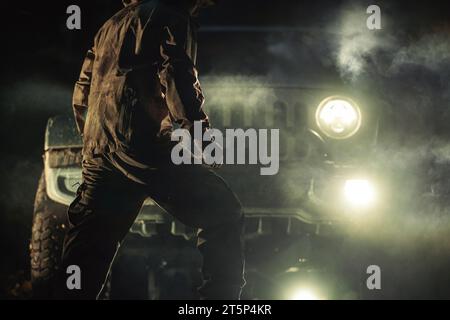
<box><xmin>191</xmin><ymin>127</ymin><xmax>223</xmax><ymax>169</ymax></box>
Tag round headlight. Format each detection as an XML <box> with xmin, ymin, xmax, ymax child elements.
<box><xmin>315</xmin><ymin>96</ymin><xmax>362</xmax><ymax>139</ymax></box>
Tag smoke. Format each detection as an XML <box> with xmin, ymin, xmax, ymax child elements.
<box><xmin>201</xmin><ymin>4</ymin><xmax>450</xmax><ymax>243</ymax></box>
<box><xmin>335</xmin><ymin>3</ymin><xmax>395</xmax><ymax>82</ymax></box>
<box><xmin>0</xmin><ymin>77</ymin><xmax>72</xmax><ymax>223</ymax></box>
<box><xmin>0</xmin><ymin>78</ymin><xmax>72</xmax><ymax>114</ymax></box>
<box><xmin>265</xmin><ymin>1</ymin><xmax>450</xmax><ymax>260</ymax></box>
<box><xmin>203</xmin><ymin>76</ymin><xmax>276</xmax><ymax>112</ymax></box>
<box><xmin>334</xmin><ymin>1</ymin><xmax>450</xmax><ymax>108</ymax></box>
<box><xmin>335</xmin><ymin>2</ymin><xmax>450</xmax><ymax>84</ymax></box>
<box><xmin>390</xmin><ymin>34</ymin><xmax>450</xmax><ymax>74</ymax></box>
<box><xmin>332</xmin><ymin>3</ymin><xmax>450</xmax><ymax>142</ymax></box>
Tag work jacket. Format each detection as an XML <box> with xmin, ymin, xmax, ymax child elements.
<box><xmin>72</xmin><ymin>0</ymin><xmax>208</xmax><ymax>159</ymax></box>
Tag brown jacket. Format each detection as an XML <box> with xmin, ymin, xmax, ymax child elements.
<box><xmin>72</xmin><ymin>0</ymin><xmax>208</xmax><ymax>159</ymax></box>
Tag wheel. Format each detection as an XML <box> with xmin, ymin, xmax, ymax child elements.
<box><xmin>30</xmin><ymin>171</ymin><xmax>68</xmax><ymax>299</ymax></box>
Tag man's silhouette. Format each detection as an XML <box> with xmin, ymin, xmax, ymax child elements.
<box><xmin>56</xmin><ymin>0</ymin><xmax>245</xmax><ymax>300</ymax></box>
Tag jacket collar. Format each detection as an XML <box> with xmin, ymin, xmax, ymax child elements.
<box><xmin>122</xmin><ymin>0</ymin><xmax>144</xmax><ymax>7</ymax></box>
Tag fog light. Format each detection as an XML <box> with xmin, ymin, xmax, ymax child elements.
<box><xmin>344</xmin><ymin>179</ymin><xmax>375</xmax><ymax>207</ymax></box>
<box><xmin>289</xmin><ymin>287</ymin><xmax>322</xmax><ymax>300</ymax></box>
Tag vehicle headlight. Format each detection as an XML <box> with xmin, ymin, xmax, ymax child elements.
<box><xmin>315</xmin><ymin>96</ymin><xmax>362</xmax><ymax>139</ymax></box>
<box><xmin>344</xmin><ymin>179</ymin><xmax>376</xmax><ymax>208</ymax></box>
<box><xmin>290</xmin><ymin>288</ymin><xmax>321</xmax><ymax>300</ymax></box>
<box><xmin>45</xmin><ymin>166</ymin><xmax>82</xmax><ymax>206</ymax></box>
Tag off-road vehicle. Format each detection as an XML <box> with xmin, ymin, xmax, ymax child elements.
<box><xmin>30</xmin><ymin>27</ymin><xmax>382</xmax><ymax>299</ymax></box>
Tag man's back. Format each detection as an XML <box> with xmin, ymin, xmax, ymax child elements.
<box><xmin>57</xmin><ymin>0</ymin><xmax>245</xmax><ymax>301</ymax></box>
<box><xmin>73</xmin><ymin>0</ymin><xmax>205</xmax><ymax>160</ymax></box>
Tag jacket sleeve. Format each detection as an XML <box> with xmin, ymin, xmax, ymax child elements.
<box><xmin>72</xmin><ymin>48</ymin><xmax>95</xmax><ymax>135</ymax></box>
<box><xmin>157</xmin><ymin>18</ymin><xmax>209</xmax><ymax>131</ymax></box>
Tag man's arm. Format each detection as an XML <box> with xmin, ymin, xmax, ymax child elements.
<box><xmin>157</xmin><ymin>18</ymin><xmax>209</xmax><ymax>131</ymax></box>
<box><xmin>72</xmin><ymin>48</ymin><xmax>95</xmax><ymax>135</ymax></box>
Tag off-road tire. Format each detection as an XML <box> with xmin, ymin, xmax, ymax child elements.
<box><xmin>30</xmin><ymin>171</ymin><xmax>68</xmax><ymax>299</ymax></box>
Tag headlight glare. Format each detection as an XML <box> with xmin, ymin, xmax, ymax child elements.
<box><xmin>290</xmin><ymin>288</ymin><xmax>321</xmax><ymax>300</ymax></box>
<box><xmin>315</xmin><ymin>96</ymin><xmax>362</xmax><ymax>139</ymax></box>
<box><xmin>344</xmin><ymin>179</ymin><xmax>376</xmax><ymax>208</ymax></box>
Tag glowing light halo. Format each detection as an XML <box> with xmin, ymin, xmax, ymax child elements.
<box><xmin>344</xmin><ymin>179</ymin><xmax>376</xmax><ymax>208</ymax></box>
<box><xmin>315</xmin><ymin>96</ymin><xmax>362</xmax><ymax>139</ymax></box>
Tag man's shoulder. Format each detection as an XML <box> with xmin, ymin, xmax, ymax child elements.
<box><xmin>142</xmin><ymin>1</ymin><xmax>191</xmax><ymax>26</ymax></box>
<box><xmin>93</xmin><ymin>1</ymin><xmax>191</xmax><ymax>45</ymax></box>
<box><xmin>108</xmin><ymin>1</ymin><xmax>190</xmax><ymax>28</ymax></box>
<box><xmin>93</xmin><ymin>5</ymin><xmax>133</xmax><ymax>44</ymax></box>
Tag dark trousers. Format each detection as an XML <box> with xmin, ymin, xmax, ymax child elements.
<box><xmin>56</xmin><ymin>151</ymin><xmax>245</xmax><ymax>299</ymax></box>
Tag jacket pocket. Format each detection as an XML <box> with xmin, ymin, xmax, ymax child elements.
<box><xmin>118</xmin><ymin>86</ymin><xmax>137</xmax><ymax>140</ymax></box>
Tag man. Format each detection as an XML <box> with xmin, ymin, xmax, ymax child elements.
<box><xmin>56</xmin><ymin>0</ymin><xmax>245</xmax><ymax>299</ymax></box>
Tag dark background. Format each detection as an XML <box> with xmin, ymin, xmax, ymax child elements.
<box><xmin>1</xmin><ymin>0</ymin><xmax>450</xmax><ymax>299</ymax></box>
